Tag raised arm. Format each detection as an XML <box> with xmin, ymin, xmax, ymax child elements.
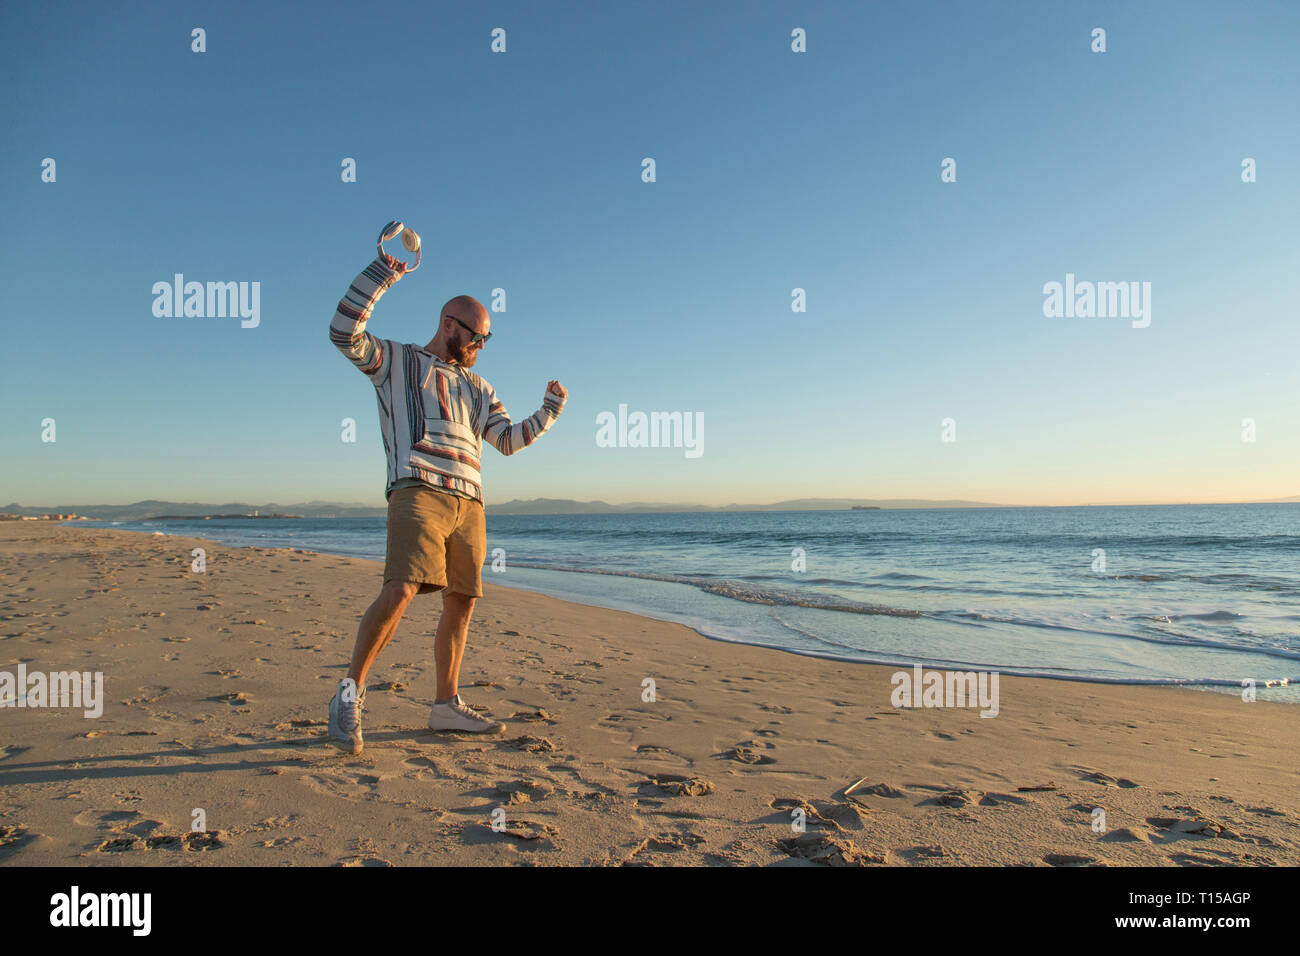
<box><xmin>483</xmin><ymin>380</ymin><xmax>566</xmax><ymax>455</ymax></box>
<box><xmin>328</xmin><ymin>255</ymin><xmax>404</xmax><ymax>384</ymax></box>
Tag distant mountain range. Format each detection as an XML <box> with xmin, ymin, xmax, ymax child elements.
<box><xmin>4</xmin><ymin>495</ymin><xmax>1298</xmax><ymax>519</ymax></box>
<box><xmin>0</xmin><ymin>499</ymin><xmax>388</xmax><ymax>520</ymax></box>
<box><xmin>485</xmin><ymin>497</ymin><xmax>1002</xmax><ymax>514</ymax></box>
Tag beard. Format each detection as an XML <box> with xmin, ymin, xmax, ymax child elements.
<box><xmin>448</xmin><ymin>334</ymin><xmax>478</xmax><ymax>367</ymax></box>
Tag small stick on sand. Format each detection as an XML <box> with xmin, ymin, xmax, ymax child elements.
<box><xmin>843</xmin><ymin>777</ymin><xmax>870</xmax><ymax>798</ymax></box>
<box><xmin>1017</xmin><ymin>782</ymin><xmax>1058</xmax><ymax>792</ymax></box>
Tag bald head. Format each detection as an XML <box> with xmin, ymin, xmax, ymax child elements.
<box><xmin>441</xmin><ymin>295</ymin><xmax>489</xmax><ymax>328</ymax></box>
<box><xmin>428</xmin><ymin>295</ymin><xmax>491</xmax><ymax>368</ymax></box>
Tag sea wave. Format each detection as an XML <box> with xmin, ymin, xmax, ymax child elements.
<box><xmin>502</xmin><ymin>561</ymin><xmax>922</xmax><ymax>616</ymax></box>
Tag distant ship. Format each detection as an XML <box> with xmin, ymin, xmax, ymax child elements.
<box><xmin>849</xmin><ymin>505</ymin><xmax>881</xmax><ymax>510</ymax></box>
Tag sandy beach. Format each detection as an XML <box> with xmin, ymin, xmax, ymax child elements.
<box><xmin>0</xmin><ymin>521</ymin><xmax>1296</xmax><ymax>867</ymax></box>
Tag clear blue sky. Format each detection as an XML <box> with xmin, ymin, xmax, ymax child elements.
<box><xmin>2</xmin><ymin>0</ymin><xmax>1297</xmax><ymax>508</ymax></box>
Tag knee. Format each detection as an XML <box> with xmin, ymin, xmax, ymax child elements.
<box><xmin>380</xmin><ymin>580</ymin><xmax>420</xmax><ymax>613</ymax></box>
<box><xmin>444</xmin><ymin>591</ymin><xmax>477</xmax><ymax>617</ymax></box>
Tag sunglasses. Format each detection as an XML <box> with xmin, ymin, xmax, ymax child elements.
<box><xmin>447</xmin><ymin>314</ymin><xmax>492</xmax><ymax>345</ymax></box>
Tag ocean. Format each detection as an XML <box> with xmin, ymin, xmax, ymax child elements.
<box><xmin>78</xmin><ymin>503</ymin><xmax>1300</xmax><ymax>702</ymax></box>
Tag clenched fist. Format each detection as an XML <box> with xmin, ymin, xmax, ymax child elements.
<box><xmin>545</xmin><ymin>380</ymin><xmax>568</xmax><ymax>405</ymax></box>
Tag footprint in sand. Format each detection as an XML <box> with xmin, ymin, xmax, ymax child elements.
<box><xmin>817</xmin><ymin>801</ymin><xmax>871</xmax><ymax>829</ymax></box>
<box><xmin>854</xmin><ymin>782</ymin><xmax>907</xmax><ymax>799</ymax></box>
<box><xmin>258</xmin><ymin>832</ymin><xmax>306</xmax><ymax>848</ymax></box>
<box><xmin>402</xmin><ymin>755</ymin><xmax>440</xmax><ymax>772</ymax></box>
<box><xmin>74</xmin><ymin>809</ymin><xmax>141</xmax><ymax>829</ymax></box>
<box><xmin>1079</xmin><ymin>770</ymin><xmax>1140</xmax><ymax>789</ymax></box>
<box><xmin>143</xmin><ymin>835</ymin><xmax>187</xmax><ymax>850</ymax></box>
<box><xmin>779</xmin><ymin>833</ymin><xmax>886</xmax><ymax>866</ymax></box>
<box><xmin>95</xmin><ymin>836</ymin><xmax>137</xmax><ymax>852</ymax></box>
<box><xmin>638</xmin><ymin>774</ymin><xmax>715</xmax><ymax>797</ymax></box>
<box><xmin>94</xmin><ymin>831</ymin><xmax>224</xmax><ymax>853</ymax></box>
<box><xmin>978</xmin><ymin>792</ymin><xmax>1032</xmax><ymax>807</ymax></box>
<box><xmin>509</xmin><ymin>709</ymin><xmax>555</xmax><ymax>724</ymax></box>
<box><xmin>209</xmin><ymin>692</ymin><xmax>250</xmax><ymax>706</ymax></box>
<box><xmin>1146</xmin><ymin>817</ymin><xmax>1225</xmax><ymax>837</ymax></box>
<box><xmin>0</xmin><ymin>825</ymin><xmax>39</xmax><ymax>858</ymax></box>
<box><xmin>923</xmin><ymin>789</ymin><xmax>980</xmax><ymax>809</ymax></box>
<box><xmin>482</xmin><ymin>819</ymin><xmax>559</xmax><ymax>845</ymax></box>
<box><xmin>495</xmin><ymin>779</ymin><xmax>554</xmax><ymax>805</ymax></box>
<box><xmin>626</xmin><ymin>832</ymin><xmax>706</xmax><ymax>861</ymax></box>
<box><xmin>274</xmin><ymin>718</ymin><xmax>325</xmax><ymax>731</ymax></box>
<box><xmin>303</xmin><ymin>772</ymin><xmax>382</xmax><ymax>801</ymax></box>
<box><xmin>769</xmin><ymin>798</ymin><xmax>870</xmax><ymax>832</ymax></box>
<box><xmin>717</xmin><ymin>744</ymin><xmax>775</xmax><ymax>765</ymax></box>
<box><xmin>635</xmin><ymin>744</ymin><xmax>683</xmax><ymax>759</ymax></box>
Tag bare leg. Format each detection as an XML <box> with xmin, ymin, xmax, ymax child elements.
<box><xmin>347</xmin><ymin>580</ymin><xmax>420</xmax><ymax>687</ymax></box>
<box><xmin>434</xmin><ymin>591</ymin><xmax>477</xmax><ymax>700</ymax></box>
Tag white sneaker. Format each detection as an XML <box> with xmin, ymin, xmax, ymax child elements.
<box><xmin>427</xmin><ymin>694</ymin><xmax>504</xmax><ymax>734</ymax></box>
<box><xmin>328</xmin><ymin>680</ymin><xmax>366</xmax><ymax>753</ymax></box>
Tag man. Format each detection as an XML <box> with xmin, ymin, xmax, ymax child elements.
<box><xmin>325</xmin><ymin>249</ymin><xmax>567</xmax><ymax>753</ymax></box>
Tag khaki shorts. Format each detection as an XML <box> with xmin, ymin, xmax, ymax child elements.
<box><xmin>383</xmin><ymin>485</ymin><xmax>485</xmax><ymax>597</ymax></box>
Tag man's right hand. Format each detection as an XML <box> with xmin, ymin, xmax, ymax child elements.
<box><xmin>379</xmin><ymin>252</ymin><xmax>408</xmax><ymax>277</ymax></box>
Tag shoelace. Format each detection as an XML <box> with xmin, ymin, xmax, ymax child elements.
<box><xmin>449</xmin><ymin>696</ymin><xmax>489</xmax><ymax>723</ymax></box>
<box><xmin>338</xmin><ymin>689</ymin><xmax>365</xmax><ymax>732</ymax></box>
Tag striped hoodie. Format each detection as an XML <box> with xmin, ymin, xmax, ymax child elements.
<box><xmin>329</xmin><ymin>256</ymin><xmax>564</xmax><ymax>503</ymax></box>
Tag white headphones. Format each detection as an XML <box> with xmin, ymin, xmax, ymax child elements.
<box><xmin>377</xmin><ymin>219</ymin><xmax>422</xmax><ymax>272</ymax></box>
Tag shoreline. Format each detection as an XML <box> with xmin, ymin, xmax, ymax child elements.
<box><xmin>1</xmin><ymin>521</ymin><xmax>1296</xmax><ymax>866</ymax></box>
